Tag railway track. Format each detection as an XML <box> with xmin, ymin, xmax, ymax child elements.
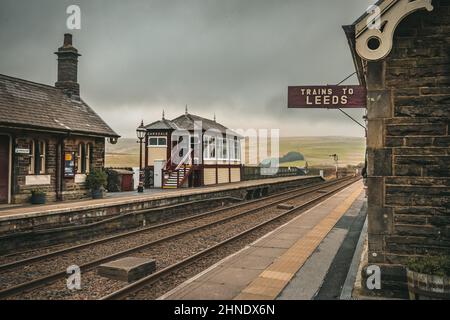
<box><xmin>0</xmin><ymin>178</ymin><xmax>333</xmax><ymax>270</ymax></box>
<box><xmin>102</xmin><ymin>177</ymin><xmax>361</xmax><ymax>300</ymax></box>
<box><xmin>0</xmin><ymin>177</ymin><xmax>358</xmax><ymax>300</ymax></box>
<box><xmin>0</xmin><ymin>182</ymin><xmax>325</xmax><ymax>267</ymax></box>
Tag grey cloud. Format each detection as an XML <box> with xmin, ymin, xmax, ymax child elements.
<box><xmin>0</xmin><ymin>0</ymin><xmax>373</xmax><ymax>137</ymax></box>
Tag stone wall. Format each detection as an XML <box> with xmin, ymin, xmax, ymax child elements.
<box><xmin>13</xmin><ymin>134</ymin><xmax>59</xmax><ymax>203</ymax></box>
<box><xmin>365</xmin><ymin>0</ymin><xmax>450</xmax><ymax>298</ymax></box>
<box><xmin>11</xmin><ymin>132</ymin><xmax>105</xmax><ymax>204</ymax></box>
<box><xmin>60</xmin><ymin>136</ymin><xmax>105</xmax><ymax>201</ymax></box>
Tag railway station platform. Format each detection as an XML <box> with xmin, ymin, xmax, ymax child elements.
<box><xmin>160</xmin><ymin>180</ymin><xmax>366</xmax><ymax>300</ymax></box>
<box><xmin>0</xmin><ymin>176</ymin><xmax>322</xmax><ymax>224</ymax></box>
<box><xmin>0</xmin><ymin>176</ymin><xmax>324</xmax><ymax>253</ymax></box>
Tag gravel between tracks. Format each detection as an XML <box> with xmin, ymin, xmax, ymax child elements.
<box><xmin>0</xmin><ymin>182</ymin><xmax>329</xmax><ymax>290</ymax></box>
<box><xmin>8</xmin><ymin>180</ymin><xmax>355</xmax><ymax>300</ymax></box>
<box><xmin>0</xmin><ymin>208</ymin><xmax>223</xmax><ymax>266</ymax></box>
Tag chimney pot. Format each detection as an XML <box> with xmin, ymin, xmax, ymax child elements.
<box><xmin>64</xmin><ymin>33</ymin><xmax>73</xmax><ymax>46</ymax></box>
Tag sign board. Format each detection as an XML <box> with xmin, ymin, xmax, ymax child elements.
<box><xmin>288</xmin><ymin>85</ymin><xmax>367</xmax><ymax>109</ymax></box>
<box><xmin>15</xmin><ymin>148</ymin><xmax>30</xmax><ymax>154</ymax></box>
<box><xmin>64</xmin><ymin>152</ymin><xmax>76</xmax><ymax>178</ymax></box>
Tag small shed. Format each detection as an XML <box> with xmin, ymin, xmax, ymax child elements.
<box><xmin>106</xmin><ymin>169</ymin><xmax>135</xmax><ymax>192</ymax></box>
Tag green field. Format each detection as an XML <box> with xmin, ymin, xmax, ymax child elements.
<box><xmin>275</xmin><ymin>136</ymin><xmax>366</xmax><ymax>167</ymax></box>
<box><xmin>105</xmin><ymin>136</ymin><xmax>366</xmax><ymax>168</ymax></box>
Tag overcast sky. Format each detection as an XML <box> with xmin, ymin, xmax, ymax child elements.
<box><xmin>0</xmin><ymin>0</ymin><xmax>373</xmax><ymax>138</ymax></box>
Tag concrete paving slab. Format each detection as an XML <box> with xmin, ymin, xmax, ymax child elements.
<box><xmin>203</xmin><ymin>267</ymin><xmax>263</xmax><ymax>287</ymax></box>
<box><xmin>253</xmin><ymin>237</ymin><xmax>299</xmax><ymax>249</ymax></box>
<box><xmin>231</xmin><ymin>254</ymin><xmax>275</xmax><ymax>270</ymax></box>
<box><xmin>234</xmin><ymin>293</ymin><xmax>273</xmax><ymax>300</ymax></box>
<box><xmin>277</xmin><ymin>228</ymin><xmax>347</xmax><ymax>300</ymax></box>
<box><xmin>162</xmin><ymin>180</ymin><xmax>364</xmax><ymax>301</ymax></box>
<box><xmin>247</xmin><ymin>247</ymin><xmax>287</xmax><ymax>259</ymax></box>
<box><xmin>169</xmin><ymin>282</ymin><xmax>240</xmax><ymax>300</ymax></box>
<box><xmin>272</xmin><ymin>232</ymin><xmax>306</xmax><ymax>241</ymax></box>
<box><xmin>278</xmin><ymin>226</ymin><xmax>312</xmax><ymax>233</ymax></box>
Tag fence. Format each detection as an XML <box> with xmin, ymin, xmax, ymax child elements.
<box><xmin>241</xmin><ymin>166</ymin><xmax>305</xmax><ymax>181</ymax></box>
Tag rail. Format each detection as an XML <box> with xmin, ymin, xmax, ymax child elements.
<box><xmin>101</xmin><ymin>177</ymin><xmax>361</xmax><ymax>300</ymax></box>
<box><xmin>0</xmin><ymin>178</ymin><xmax>355</xmax><ymax>299</ymax></box>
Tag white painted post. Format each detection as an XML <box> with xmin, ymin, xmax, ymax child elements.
<box><xmin>132</xmin><ymin>167</ymin><xmax>140</xmax><ymax>190</ymax></box>
<box><xmin>320</xmin><ymin>170</ymin><xmax>324</xmax><ymax>178</ymax></box>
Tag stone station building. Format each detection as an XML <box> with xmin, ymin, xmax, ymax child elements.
<box><xmin>0</xmin><ymin>34</ymin><xmax>119</xmax><ymax>204</ymax></box>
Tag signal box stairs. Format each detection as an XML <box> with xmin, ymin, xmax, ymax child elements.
<box><xmin>162</xmin><ymin>166</ymin><xmax>192</xmax><ymax>189</ymax></box>
<box><xmin>162</xmin><ymin>148</ymin><xmax>194</xmax><ymax>189</ymax></box>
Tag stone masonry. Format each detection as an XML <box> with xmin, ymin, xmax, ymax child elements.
<box><xmin>365</xmin><ymin>0</ymin><xmax>450</xmax><ymax>298</ymax></box>
<box><xmin>12</xmin><ymin>134</ymin><xmax>105</xmax><ymax>204</ymax></box>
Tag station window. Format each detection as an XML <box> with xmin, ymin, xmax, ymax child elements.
<box><xmin>86</xmin><ymin>143</ymin><xmax>93</xmax><ymax>173</ymax></box>
<box><xmin>227</xmin><ymin>137</ymin><xmax>241</xmax><ymax>161</ymax></box>
<box><xmin>209</xmin><ymin>137</ymin><xmax>216</xmax><ymax>159</ymax></box>
<box><xmin>203</xmin><ymin>135</ymin><xmax>217</xmax><ymax>160</ymax></box>
<box><xmin>229</xmin><ymin>138</ymin><xmax>235</xmax><ymax>161</ymax></box>
<box><xmin>203</xmin><ymin>136</ymin><xmax>208</xmax><ymax>159</ymax></box>
<box><xmin>149</xmin><ymin>137</ymin><xmax>167</xmax><ymax>147</ymax></box>
<box><xmin>191</xmin><ymin>136</ymin><xmax>200</xmax><ymax>145</ymax></box>
<box><xmin>77</xmin><ymin>143</ymin><xmax>93</xmax><ymax>174</ymax></box>
<box><xmin>28</xmin><ymin>141</ymin><xmax>35</xmax><ymax>174</ymax></box>
<box><xmin>38</xmin><ymin>141</ymin><xmax>46</xmax><ymax>174</ymax></box>
<box><xmin>222</xmin><ymin>138</ymin><xmax>228</xmax><ymax>160</ymax></box>
<box><xmin>234</xmin><ymin>137</ymin><xmax>241</xmax><ymax>161</ymax></box>
<box><xmin>203</xmin><ymin>135</ymin><xmax>240</xmax><ymax>161</ymax></box>
<box><xmin>77</xmin><ymin>143</ymin><xmax>84</xmax><ymax>174</ymax></box>
<box><xmin>28</xmin><ymin>140</ymin><xmax>46</xmax><ymax>175</ymax></box>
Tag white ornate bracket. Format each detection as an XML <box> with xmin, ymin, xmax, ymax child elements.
<box><xmin>355</xmin><ymin>0</ymin><xmax>434</xmax><ymax>61</ymax></box>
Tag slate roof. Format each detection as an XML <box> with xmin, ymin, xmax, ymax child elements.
<box><xmin>144</xmin><ymin>119</ymin><xmax>179</xmax><ymax>131</ymax></box>
<box><xmin>146</xmin><ymin>113</ymin><xmax>242</xmax><ymax>138</ymax></box>
<box><xmin>172</xmin><ymin>113</ymin><xmax>230</xmax><ymax>133</ymax></box>
<box><xmin>0</xmin><ymin>74</ymin><xmax>119</xmax><ymax>138</ymax></box>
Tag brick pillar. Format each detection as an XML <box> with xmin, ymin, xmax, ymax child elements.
<box><xmin>366</xmin><ymin>61</ymin><xmax>394</xmax><ymax>262</ymax></box>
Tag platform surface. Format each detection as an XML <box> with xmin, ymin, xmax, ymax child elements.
<box><xmin>160</xmin><ymin>180</ymin><xmax>365</xmax><ymax>300</ymax></box>
<box><xmin>0</xmin><ymin>175</ymin><xmax>319</xmax><ymax>221</ymax></box>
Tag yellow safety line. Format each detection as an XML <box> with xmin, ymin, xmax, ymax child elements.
<box><xmin>235</xmin><ymin>184</ymin><xmax>363</xmax><ymax>300</ymax></box>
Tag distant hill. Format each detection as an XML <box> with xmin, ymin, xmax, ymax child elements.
<box><xmin>280</xmin><ymin>151</ymin><xmax>305</xmax><ymax>163</ymax></box>
<box><xmin>106</xmin><ymin>138</ymin><xmax>140</xmax><ymax>155</ymax></box>
<box><xmin>260</xmin><ymin>152</ymin><xmax>305</xmax><ymax>167</ymax></box>
<box><xmin>105</xmin><ymin>136</ymin><xmax>366</xmax><ymax>168</ymax></box>
<box><xmin>105</xmin><ymin>138</ymin><xmax>140</xmax><ymax>168</ymax></box>
<box><xmin>271</xmin><ymin>136</ymin><xmax>365</xmax><ymax>167</ymax></box>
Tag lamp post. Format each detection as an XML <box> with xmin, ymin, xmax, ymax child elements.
<box><xmin>136</xmin><ymin>120</ymin><xmax>146</xmax><ymax>193</ymax></box>
<box><xmin>329</xmin><ymin>154</ymin><xmax>339</xmax><ymax>179</ymax></box>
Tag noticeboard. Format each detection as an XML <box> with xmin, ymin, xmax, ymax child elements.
<box><xmin>64</xmin><ymin>152</ymin><xmax>76</xmax><ymax>178</ymax></box>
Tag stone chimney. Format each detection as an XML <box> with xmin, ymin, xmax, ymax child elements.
<box><xmin>55</xmin><ymin>34</ymin><xmax>81</xmax><ymax>97</ymax></box>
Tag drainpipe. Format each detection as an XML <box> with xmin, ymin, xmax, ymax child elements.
<box><xmin>57</xmin><ymin>136</ymin><xmax>66</xmax><ymax>201</ymax></box>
